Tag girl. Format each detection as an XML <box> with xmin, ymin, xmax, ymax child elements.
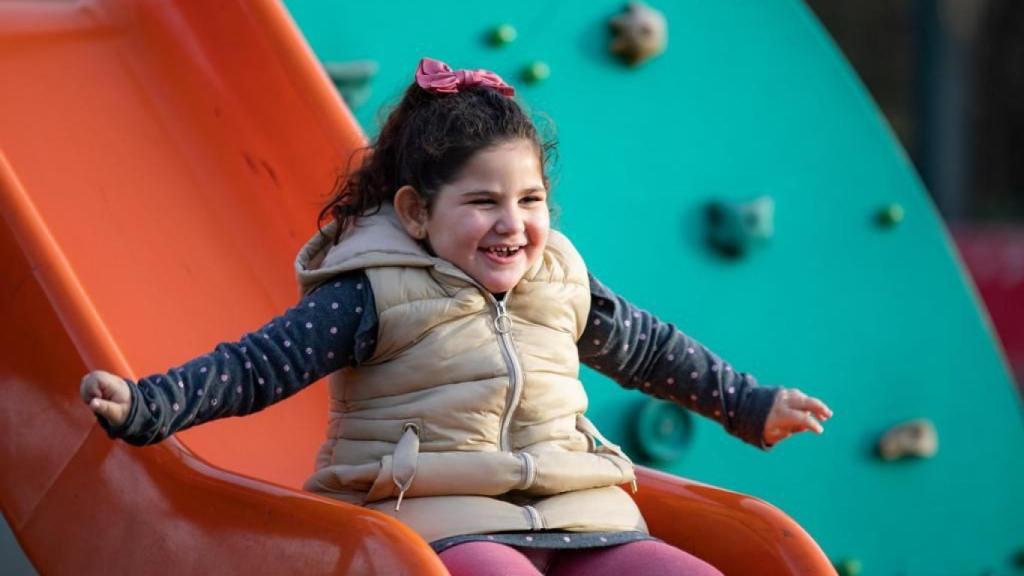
<box><xmin>81</xmin><ymin>57</ymin><xmax>832</xmax><ymax>576</ymax></box>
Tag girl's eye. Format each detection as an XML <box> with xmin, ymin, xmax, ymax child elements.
<box><xmin>522</xmin><ymin>196</ymin><xmax>545</xmax><ymax>204</ymax></box>
<box><xmin>468</xmin><ymin>199</ymin><xmax>495</xmax><ymax>205</ymax></box>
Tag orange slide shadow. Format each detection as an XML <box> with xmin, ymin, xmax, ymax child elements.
<box><xmin>0</xmin><ymin>1</ymin><xmax>834</xmax><ymax>573</ymax></box>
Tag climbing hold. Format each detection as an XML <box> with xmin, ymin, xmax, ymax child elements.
<box><xmin>705</xmin><ymin>196</ymin><xmax>775</xmax><ymax>258</ymax></box>
<box><xmin>522</xmin><ymin>61</ymin><xmax>551</xmax><ymax>84</ymax></box>
<box><xmin>877</xmin><ymin>418</ymin><xmax>938</xmax><ymax>461</ymax></box>
<box><xmin>609</xmin><ymin>2</ymin><xmax>668</xmax><ymax>66</ymax></box>
<box><xmin>323</xmin><ymin>60</ymin><xmax>379</xmax><ymax>109</ymax></box>
<box><xmin>490</xmin><ymin>24</ymin><xmax>517</xmax><ymax>46</ymax></box>
<box><xmin>1012</xmin><ymin>546</ymin><xmax>1024</xmax><ymax>568</ymax></box>
<box><xmin>633</xmin><ymin>398</ymin><xmax>693</xmax><ymax>462</ymax></box>
<box><xmin>876</xmin><ymin>203</ymin><xmax>905</xmax><ymax>227</ymax></box>
<box><xmin>833</xmin><ymin>558</ymin><xmax>863</xmax><ymax>576</ymax></box>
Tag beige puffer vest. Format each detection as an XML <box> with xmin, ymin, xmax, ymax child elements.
<box><xmin>294</xmin><ymin>206</ymin><xmax>646</xmax><ymax>543</ymax></box>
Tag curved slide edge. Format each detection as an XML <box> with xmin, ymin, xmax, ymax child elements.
<box><xmin>633</xmin><ymin>466</ymin><xmax>837</xmax><ymax>575</ymax></box>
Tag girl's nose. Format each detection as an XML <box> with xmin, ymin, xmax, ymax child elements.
<box><xmin>494</xmin><ymin>206</ymin><xmax>525</xmax><ymax>235</ymax></box>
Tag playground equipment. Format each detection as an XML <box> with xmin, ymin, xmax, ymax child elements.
<box><xmin>0</xmin><ymin>1</ymin><xmax>834</xmax><ymax>573</ymax></box>
<box><xmin>282</xmin><ymin>1</ymin><xmax>1024</xmax><ymax>573</ymax></box>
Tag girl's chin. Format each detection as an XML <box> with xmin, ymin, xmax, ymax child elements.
<box><xmin>476</xmin><ymin>271</ymin><xmax>523</xmax><ymax>294</ymax></box>
<box><xmin>480</xmin><ymin>279</ymin><xmax>518</xmax><ymax>294</ymax></box>
<box><xmin>465</xmin><ymin>252</ymin><xmax>538</xmax><ymax>293</ymax></box>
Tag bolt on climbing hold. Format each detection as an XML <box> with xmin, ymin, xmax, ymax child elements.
<box><xmin>833</xmin><ymin>558</ymin><xmax>863</xmax><ymax>576</ymax></box>
<box><xmin>522</xmin><ymin>61</ymin><xmax>551</xmax><ymax>83</ymax></box>
<box><xmin>1012</xmin><ymin>546</ymin><xmax>1024</xmax><ymax>569</ymax></box>
<box><xmin>609</xmin><ymin>1</ymin><xmax>668</xmax><ymax>66</ymax></box>
<box><xmin>323</xmin><ymin>60</ymin><xmax>379</xmax><ymax>109</ymax></box>
<box><xmin>490</xmin><ymin>24</ymin><xmax>517</xmax><ymax>46</ymax></box>
<box><xmin>633</xmin><ymin>398</ymin><xmax>693</xmax><ymax>462</ymax></box>
<box><xmin>705</xmin><ymin>196</ymin><xmax>775</xmax><ymax>258</ymax></box>
<box><xmin>876</xmin><ymin>203</ymin><xmax>905</xmax><ymax>228</ymax></box>
<box><xmin>876</xmin><ymin>418</ymin><xmax>938</xmax><ymax>461</ymax></box>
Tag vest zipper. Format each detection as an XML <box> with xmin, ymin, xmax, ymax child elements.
<box><xmin>491</xmin><ymin>293</ymin><xmax>524</xmax><ymax>452</ymax></box>
<box><xmin>430</xmin><ymin>265</ymin><xmax>526</xmax><ymax>454</ymax></box>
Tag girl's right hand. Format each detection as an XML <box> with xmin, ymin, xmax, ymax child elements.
<box><xmin>80</xmin><ymin>370</ymin><xmax>132</xmax><ymax>428</ymax></box>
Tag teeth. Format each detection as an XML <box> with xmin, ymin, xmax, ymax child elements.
<box><xmin>488</xmin><ymin>246</ymin><xmax>520</xmax><ymax>255</ymax></box>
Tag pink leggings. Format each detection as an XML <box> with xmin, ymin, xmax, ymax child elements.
<box><xmin>439</xmin><ymin>540</ymin><xmax>724</xmax><ymax>576</ymax></box>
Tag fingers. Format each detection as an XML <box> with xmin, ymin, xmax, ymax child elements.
<box><xmin>782</xmin><ymin>389</ymin><xmax>833</xmax><ymax>421</ymax></box>
<box><xmin>80</xmin><ymin>370</ymin><xmax>131</xmax><ymax>427</ymax></box>
<box><xmin>774</xmin><ymin>409</ymin><xmax>822</xmax><ymax>436</ymax></box>
<box><xmin>96</xmin><ymin>373</ymin><xmax>123</xmax><ymax>399</ymax></box>
<box><xmin>765</xmin><ymin>387</ymin><xmax>834</xmax><ymax>446</ymax></box>
<box><xmin>765</xmin><ymin>412</ymin><xmax>819</xmax><ymax>443</ymax></box>
<box><xmin>80</xmin><ymin>372</ymin><xmax>102</xmax><ymax>403</ymax></box>
<box><xmin>796</xmin><ymin>397</ymin><xmax>833</xmax><ymax>421</ymax></box>
<box><xmin>800</xmin><ymin>411</ymin><xmax>825</xmax><ymax>434</ymax></box>
<box><xmin>89</xmin><ymin>397</ymin><xmax>128</xmax><ymax>427</ymax></box>
<box><xmin>81</xmin><ymin>370</ymin><xmax>130</xmax><ymax>401</ymax></box>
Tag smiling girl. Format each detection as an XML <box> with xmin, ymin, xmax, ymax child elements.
<box><xmin>81</xmin><ymin>57</ymin><xmax>831</xmax><ymax>575</ymax></box>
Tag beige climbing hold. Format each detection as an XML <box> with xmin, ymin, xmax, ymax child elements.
<box><xmin>877</xmin><ymin>419</ymin><xmax>938</xmax><ymax>461</ymax></box>
<box><xmin>609</xmin><ymin>2</ymin><xmax>668</xmax><ymax>66</ymax></box>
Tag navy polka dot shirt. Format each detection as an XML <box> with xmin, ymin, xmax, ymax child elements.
<box><xmin>100</xmin><ymin>272</ymin><xmax>778</xmax><ymax>449</ymax></box>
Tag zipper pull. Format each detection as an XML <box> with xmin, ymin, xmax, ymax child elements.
<box><xmin>494</xmin><ymin>299</ymin><xmax>512</xmax><ymax>334</ymax></box>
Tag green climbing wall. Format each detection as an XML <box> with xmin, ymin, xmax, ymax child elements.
<box><xmin>284</xmin><ymin>1</ymin><xmax>1024</xmax><ymax>573</ymax></box>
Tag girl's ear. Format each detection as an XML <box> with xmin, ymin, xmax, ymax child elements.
<box><xmin>393</xmin><ymin>185</ymin><xmax>429</xmax><ymax>239</ymax></box>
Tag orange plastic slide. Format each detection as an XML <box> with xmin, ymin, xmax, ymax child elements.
<box><xmin>0</xmin><ymin>1</ymin><xmax>835</xmax><ymax>573</ymax></box>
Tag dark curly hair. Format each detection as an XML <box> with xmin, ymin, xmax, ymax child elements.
<box><xmin>318</xmin><ymin>81</ymin><xmax>557</xmax><ymax>244</ymax></box>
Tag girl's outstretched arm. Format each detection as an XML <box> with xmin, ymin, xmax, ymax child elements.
<box><xmin>579</xmin><ymin>273</ymin><xmax>794</xmax><ymax>449</ymax></box>
<box><xmin>82</xmin><ymin>270</ymin><xmax>377</xmax><ymax>445</ymax></box>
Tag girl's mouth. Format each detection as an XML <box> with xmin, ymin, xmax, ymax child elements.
<box><xmin>480</xmin><ymin>245</ymin><xmax>523</xmax><ymax>264</ymax></box>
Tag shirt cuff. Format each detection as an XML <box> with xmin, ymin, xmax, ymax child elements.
<box><xmin>736</xmin><ymin>385</ymin><xmax>782</xmax><ymax>450</ymax></box>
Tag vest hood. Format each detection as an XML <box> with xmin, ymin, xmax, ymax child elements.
<box><xmin>295</xmin><ymin>205</ymin><xmax>436</xmax><ymax>296</ymax></box>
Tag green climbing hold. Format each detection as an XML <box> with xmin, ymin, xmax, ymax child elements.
<box><xmin>833</xmin><ymin>558</ymin><xmax>862</xmax><ymax>576</ymax></box>
<box><xmin>877</xmin><ymin>203</ymin><xmax>905</xmax><ymax>227</ymax></box>
<box><xmin>490</xmin><ymin>24</ymin><xmax>517</xmax><ymax>46</ymax></box>
<box><xmin>522</xmin><ymin>61</ymin><xmax>551</xmax><ymax>84</ymax></box>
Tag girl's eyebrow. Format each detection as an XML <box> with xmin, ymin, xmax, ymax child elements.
<box><xmin>461</xmin><ymin>187</ymin><xmax>546</xmax><ymax>196</ymax></box>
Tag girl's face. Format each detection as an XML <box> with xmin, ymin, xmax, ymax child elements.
<box><xmin>425</xmin><ymin>139</ymin><xmax>550</xmax><ymax>294</ymax></box>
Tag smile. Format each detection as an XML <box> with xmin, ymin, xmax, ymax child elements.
<box><xmin>480</xmin><ymin>245</ymin><xmax>523</xmax><ymax>263</ymax></box>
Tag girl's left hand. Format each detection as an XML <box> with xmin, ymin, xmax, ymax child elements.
<box><xmin>763</xmin><ymin>388</ymin><xmax>833</xmax><ymax>446</ymax></box>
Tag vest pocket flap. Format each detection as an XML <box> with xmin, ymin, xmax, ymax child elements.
<box><xmin>528</xmin><ymin>452</ymin><xmax>635</xmax><ymax>496</ymax></box>
<box><xmin>302</xmin><ymin>461</ymin><xmax>380</xmax><ymax>494</ymax></box>
<box><xmin>531</xmin><ymin>486</ymin><xmax>648</xmax><ymax>534</ymax></box>
<box><xmin>364</xmin><ymin>452</ymin><xmax>526</xmax><ymax>504</ymax></box>
<box><xmin>333</xmin><ymin>416</ymin><xmax>424</xmax><ymax>442</ymax></box>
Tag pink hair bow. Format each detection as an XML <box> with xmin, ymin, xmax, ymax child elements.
<box><xmin>415</xmin><ymin>57</ymin><xmax>515</xmax><ymax>97</ymax></box>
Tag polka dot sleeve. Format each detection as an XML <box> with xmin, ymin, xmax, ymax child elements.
<box><xmin>99</xmin><ymin>271</ymin><xmax>378</xmax><ymax>445</ymax></box>
<box><xmin>578</xmin><ymin>273</ymin><xmax>780</xmax><ymax>449</ymax></box>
